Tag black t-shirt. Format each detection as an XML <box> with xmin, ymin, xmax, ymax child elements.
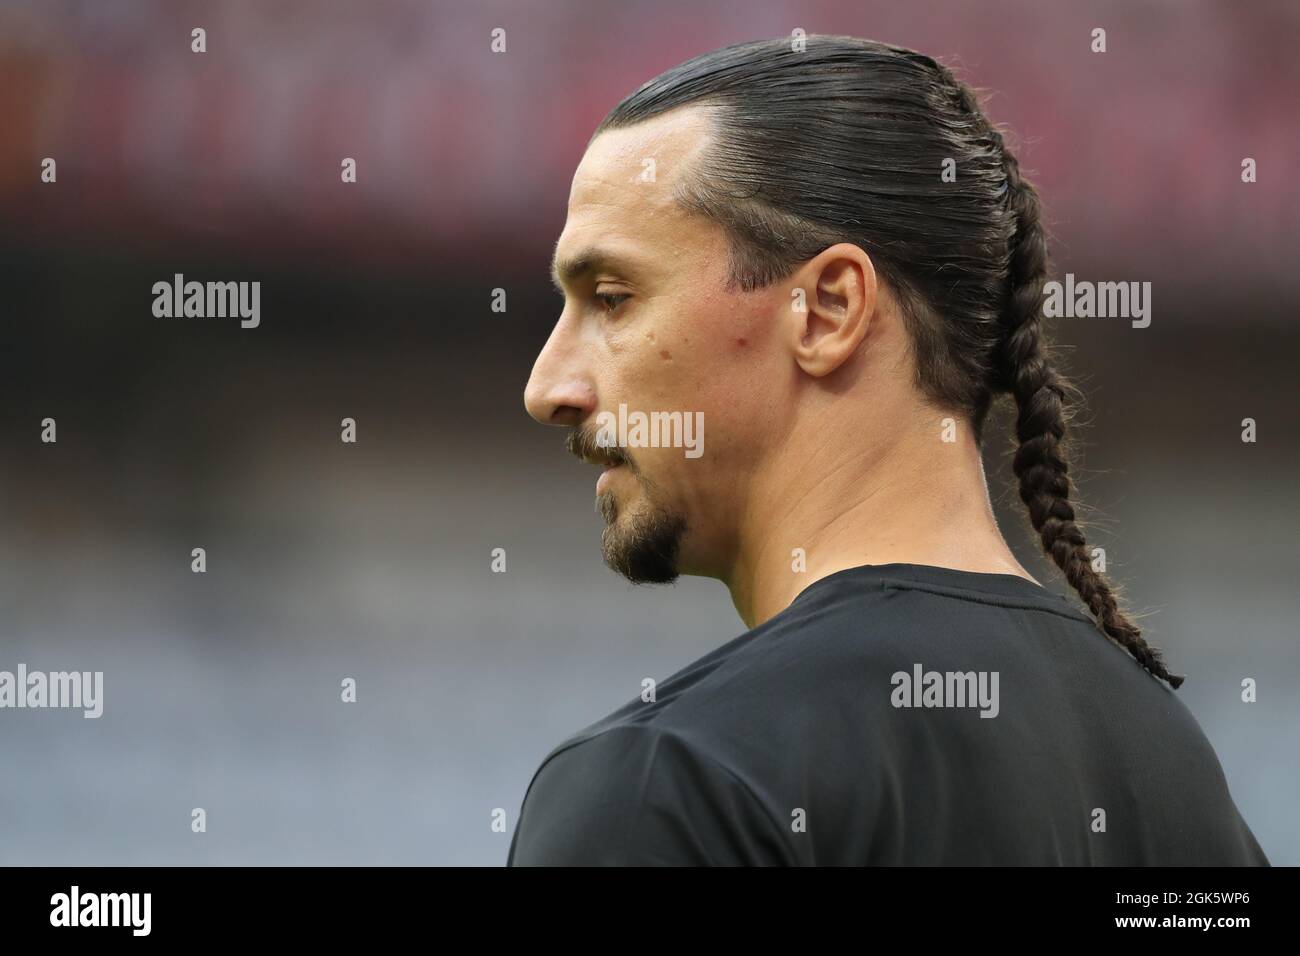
<box><xmin>507</xmin><ymin>563</ymin><xmax>1269</xmax><ymax>866</ymax></box>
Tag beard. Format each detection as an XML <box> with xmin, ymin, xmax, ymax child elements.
<box><xmin>597</xmin><ymin>486</ymin><xmax>687</xmax><ymax>584</ymax></box>
<box><xmin>566</xmin><ymin>424</ymin><xmax>688</xmax><ymax>583</ymax></box>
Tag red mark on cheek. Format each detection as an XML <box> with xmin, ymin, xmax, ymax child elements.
<box><xmin>659</xmin><ymin>350</ymin><xmax>672</xmax><ymax>360</ymax></box>
<box><xmin>736</xmin><ymin>337</ymin><xmax>748</xmax><ymax>347</ymax></box>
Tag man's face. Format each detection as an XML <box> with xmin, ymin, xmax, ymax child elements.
<box><xmin>524</xmin><ymin>106</ymin><xmax>784</xmax><ymax>583</ymax></box>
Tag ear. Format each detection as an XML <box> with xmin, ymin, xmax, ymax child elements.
<box><xmin>783</xmin><ymin>243</ymin><xmax>878</xmax><ymax>378</ymax></box>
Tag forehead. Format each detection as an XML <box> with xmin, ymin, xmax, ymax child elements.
<box><xmin>570</xmin><ymin>106</ymin><xmax>711</xmax><ymax>205</ymax></box>
<box><xmin>554</xmin><ymin>107</ymin><xmax>715</xmax><ymax>274</ymax></box>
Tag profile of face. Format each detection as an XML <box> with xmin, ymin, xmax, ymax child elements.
<box><xmin>524</xmin><ymin>106</ymin><xmax>881</xmax><ymax>586</ymax></box>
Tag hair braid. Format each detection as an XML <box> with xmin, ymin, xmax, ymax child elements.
<box><xmin>977</xmin><ymin>106</ymin><xmax>1185</xmax><ymax>688</ymax></box>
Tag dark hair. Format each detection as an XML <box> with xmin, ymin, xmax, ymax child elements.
<box><xmin>595</xmin><ymin>34</ymin><xmax>1184</xmax><ymax>688</ymax></box>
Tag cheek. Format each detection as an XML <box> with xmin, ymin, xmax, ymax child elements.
<box><xmin>690</xmin><ymin>292</ymin><xmax>774</xmax><ymax>418</ymax></box>
<box><xmin>605</xmin><ymin>287</ymin><xmax>774</xmax><ymax>464</ymax></box>
<box><xmin>673</xmin><ymin>302</ymin><xmax>774</xmax><ymax>472</ymax></box>
<box><xmin>666</xmin><ymin>284</ymin><xmax>771</xmax><ymax>371</ymax></box>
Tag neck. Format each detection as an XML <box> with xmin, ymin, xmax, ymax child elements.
<box><xmin>723</xmin><ymin>407</ymin><xmax>1034</xmax><ymax>630</ymax></box>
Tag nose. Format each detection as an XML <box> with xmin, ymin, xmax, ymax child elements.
<box><xmin>524</xmin><ymin>320</ymin><xmax>597</xmax><ymax>426</ymax></box>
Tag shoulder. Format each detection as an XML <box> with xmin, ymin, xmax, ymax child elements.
<box><xmin>509</xmin><ymin>723</ymin><xmax>792</xmax><ymax>866</ymax></box>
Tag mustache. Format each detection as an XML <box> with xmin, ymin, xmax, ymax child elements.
<box><xmin>565</xmin><ymin>424</ymin><xmax>633</xmax><ymax>469</ymax></box>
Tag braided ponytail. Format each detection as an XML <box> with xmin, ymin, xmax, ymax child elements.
<box><xmin>984</xmin><ymin>115</ymin><xmax>1185</xmax><ymax>689</ymax></box>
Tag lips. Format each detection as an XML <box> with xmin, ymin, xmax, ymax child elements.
<box><xmin>595</xmin><ymin>462</ymin><xmax>623</xmax><ymax>495</ymax></box>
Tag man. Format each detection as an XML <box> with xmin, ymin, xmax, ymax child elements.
<box><xmin>509</xmin><ymin>35</ymin><xmax>1267</xmax><ymax>865</ymax></box>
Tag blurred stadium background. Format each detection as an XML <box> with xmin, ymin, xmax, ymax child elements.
<box><xmin>1</xmin><ymin>0</ymin><xmax>1296</xmax><ymax>864</ymax></box>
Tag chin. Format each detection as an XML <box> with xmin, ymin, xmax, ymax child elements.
<box><xmin>598</xmin><ymin>493</ymin><xmax>686</xmax><ymax>585</ymax></box>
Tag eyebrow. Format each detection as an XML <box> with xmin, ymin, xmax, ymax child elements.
<box><xmin>550</xmin><ymin>247</ymin><xmax>637</xmax><ymax>292</ymax></box>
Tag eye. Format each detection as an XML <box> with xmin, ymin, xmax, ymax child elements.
<box><xmin>595</xmin><ymin>292</ymin><xmax>631</xmax><ymax>313</ymax></box>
